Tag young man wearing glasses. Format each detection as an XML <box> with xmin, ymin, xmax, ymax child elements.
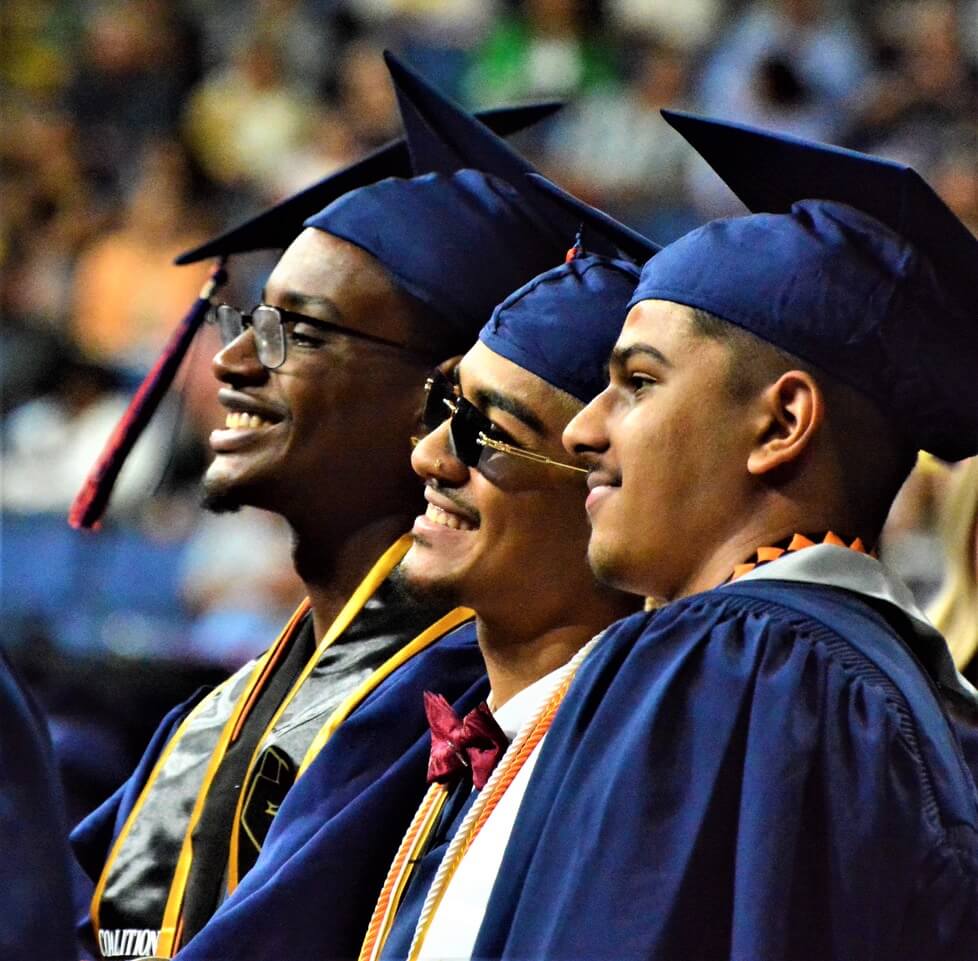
<box><xmin>71</xmin><ymin>56</ymin><xmax>645</xmax><ymax>960</ymax></box>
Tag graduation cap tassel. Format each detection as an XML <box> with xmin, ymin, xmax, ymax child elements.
<box><xmin>68</xmin><ymin>259</ymin><xmax>228</xmax><ymax>531</ymax></box>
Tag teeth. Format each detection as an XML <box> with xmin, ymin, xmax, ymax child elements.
<box><xmin>225</xmin><ymin>411</ymin><xmax>273</xmax><ymax>430</ymax></box>
<box><xmin>425</xmin><ymin>503</ymin><xmax>474</xmax><ymax>531</ymax></box>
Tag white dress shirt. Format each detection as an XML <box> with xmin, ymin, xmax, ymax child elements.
<box><xmin>415</xmin><ymin>665</ymin><xmax>562</xmax><ymax>961</ymax></box>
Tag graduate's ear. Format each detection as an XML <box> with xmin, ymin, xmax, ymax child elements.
<box><xmin>747</xmin><ymin>369</ymin><xmax>824</xmax><ymax>476</ymax></box>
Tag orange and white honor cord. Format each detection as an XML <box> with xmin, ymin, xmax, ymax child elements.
<box><xmin>358</xmin><ymin>633</ymin><xmax>603</xmax><ymax>961</ymax></box>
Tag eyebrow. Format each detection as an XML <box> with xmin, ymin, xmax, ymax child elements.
<box><xmin>258</xmin><ymin>289</ymin><xmax>345</xmax><ymax>326</ymax></box>
<box><xmin>472</xmin><ymin>386</ymin><xmax>546</xmax><ymax>435</ymax></box>
<box><xmin>609</xmin><ymin>342</ymin><xmax>673</xmax><ymax>372</ymax></box>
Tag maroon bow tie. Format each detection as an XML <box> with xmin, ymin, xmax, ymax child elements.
<box><xmin>424</xmin><ymin>692</ymin><xmax>509</xmax><ymax>790</ymax></box>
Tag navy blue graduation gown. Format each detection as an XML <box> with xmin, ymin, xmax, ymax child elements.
<box><xmin>473</xmin><ymin>577</ymin><xmax>978</xmax><ymax>961</ymax></box>
<box><xmin>73</xmin><ymin>623</ymin><xmax>487</xmax><ymax>961</ymax></box>
<box><xmin>0</xmin><ymin>650</ymin><xmax>77</xmax><ymax>960</ymax></box>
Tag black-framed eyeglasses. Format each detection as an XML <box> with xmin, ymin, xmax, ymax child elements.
<box><xmin>209</xmin><ymin>303</ymin><xmax>424</xmax><ymax>370</ymax></box>
<box><xmin>420</xmin><ymin>370</ymin><xmax>586</xmax><ymax>474</ymax></box>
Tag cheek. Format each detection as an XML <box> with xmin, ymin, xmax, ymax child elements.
<box><xmin>485</xmin><ymin>483</ymin><xmax>589</xmax><ymax>556</ymax></box>
<box><xmin>972</xmin><ymin>521</ymin><xmax>978</xmax><ymax>583</ymax></box>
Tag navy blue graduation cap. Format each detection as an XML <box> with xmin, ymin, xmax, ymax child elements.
<box><xmin>299</xmin><ymin>52</ymin><xmax>652</xmax><ymax>338</ymax></box>
<box><xmin>629</xmin><ymin>110</ymin><xmax>978</xmax><ymax>461</ymax></box>
<box><xmin>479</xmin><ymin>252</ymin><xmax>641</xmax><ymax>403</ymax></box>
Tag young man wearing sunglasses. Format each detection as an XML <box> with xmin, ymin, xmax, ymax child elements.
<box><xmin>355</xmin><ymin>250</ymin><xmax>647</xmax><ymax>961</ymax></box>
<box><xmin>71</xmin><ymin>57</ymin><xmax>641</xmax><ymax>961</ymax></box>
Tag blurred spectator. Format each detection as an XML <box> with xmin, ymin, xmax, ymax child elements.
<box><xmin>242</xmin><ymin>0</ymin><xmax>341</xmax><ymax>93</ymax></box>
<box><xmin>542</xmin><ymin>38</ymin><xmax>701</xmax><ymax>241</ymax></box>
<box><xmin>186</xmin><ymin>0</ymin><xmax>343</xmax><ymax>92</ymax></box>
<box><xmin>1</xmin><ymin>0</ymin><xmax>85</xmax><ymax>103</ymax></box>
<box><xmin>184</xmin><ymin>34</ymin><xmax>314</xmax><ymax>196</ymax></box>
<box><xmin>64</xmin><ymin>1</ymin><xmax>202</xmax><ymax>193</ymax></box>
<box><xmin>1</xmin><ymin>107</ymin><xmax>101</xmax><ymax>334</ymax></box>
<box><xmin>179</xmin><ymin>510</ymin><xmax>305</xmax><ymax>668</ymax></box>
<box><xmin>697</xmin><ymin>0</ymin><xmax>868</xmax><ymax>141</ymax></box>
<box><xmin>271</xmin><ymin>103</ymin><xmax>362</xmax><ymax>196</ymax></box>
<box><xmin>687</xmin><ymin>0</ymin><xmax>870</xmax><ymax>219</ymax></box>
<box><xmin>464</xmin><ymin>0</ymin><xmax>619</xmax><ymax>105</ymax></box>
<box><xmin>606</xmin><ymin>0</ymin><xmax>721</xmax><ymax>52</ymax></box>
<box><xmin>847</xmin><ymin>0</ymin><xmax>978</xmax><ymax>173</ymax></box>
<box><xmin>0</xmin><ymin>351</ymin><xmax>173</xmax><ymax>517</ymax></box>
<box><xmin>880</xmin><ymin>452</ymin><xmax>952</xmax><ymax>606</ymax></box>
<box><xmin>71</xmin><ymin>139</ymin><xmax>210</xmax><ymax>371</ymax></box>
<box><xmin>929</xmin><ymin>458</ymin><xmax>978</xmax><ymax>680</ymax></box>
<box><xmin>335</xmin><ymin>39</ymin><xmax>405</xmax><ymax>150</ymax></box>
<box><xmin>932</xmin><ymin>138</ymin><xmax>978</xmax><ymax>235</ymax></box>
<box><xmin>345</xmin><ymin>0</ymin><xmax>498</xmax><ymax>100</ymax></box>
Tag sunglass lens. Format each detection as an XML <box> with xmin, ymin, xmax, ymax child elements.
<box><xmin>449</xmin><ymin>398</ymin><xmax>489</xmax><ymax>468</ymax></box>
<box><xmin>422</xmin><ymin>373</ymin><xmax>453</xmax><ymax>433</ymax></box>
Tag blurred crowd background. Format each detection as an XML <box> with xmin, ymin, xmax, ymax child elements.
<box><xmin>2</xmin><ymin>0</ymin><xmax>977</xmax><ymax>826</ymax></box>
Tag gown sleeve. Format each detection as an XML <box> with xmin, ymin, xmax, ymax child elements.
<box><xmin>0</xmin><ymin>651</ymin><xmax>77</xmax><ymax>961</ymax></box>
<box><xmin>70</xmin><ymin>685</ymin><xmax>211</xmax><ymax>955</ymax></box>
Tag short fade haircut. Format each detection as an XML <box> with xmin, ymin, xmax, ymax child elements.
<box><xmin>688</xmin><ymin>307</ymin><xmax>917</xmax><ymax>539</ymax></box>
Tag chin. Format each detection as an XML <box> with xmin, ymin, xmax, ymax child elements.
<box><xmin>587</xmin><ymin>539</ymin><xmax>641</xmax><ymax>595</ymax></box>
<box><xmin>589</xmin><ymin>544</ymin><xmax>671</xmax><ymax>604</ymax></box>
<box><xmin>201</xmin><ymin>465</ymin><xmax>268</xmax><ymax>515</ymax></box>
<box><xmin>392</xmin><ymin>549</ymin><xmax>465</xmax><ymax>609</ymax></box>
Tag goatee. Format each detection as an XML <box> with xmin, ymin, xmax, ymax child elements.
<box><xmin>389</xmin><ymin>553</ymin><xmax>461</xmax><ymax>611</ymax></box>
<box><xmin>200</xmin><ymin>485</ymin><xmax>243</xmax><ymax>515</ymax></box>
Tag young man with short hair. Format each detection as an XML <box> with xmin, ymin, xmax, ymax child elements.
<box><xmin>358</xmin><ymin>250</ymin><xmax>647</xmax><ymax>961</ymax></box>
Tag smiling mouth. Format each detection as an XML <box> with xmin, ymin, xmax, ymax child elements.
<box><xmin>224</xmin><ymin>411</ymin><xmax>277</xmax><ymax>430</ymax></box>
<box><xmin>424</xmin><ymin>503</ymin><xmax>477</xmax><ymax>531</ymax></box>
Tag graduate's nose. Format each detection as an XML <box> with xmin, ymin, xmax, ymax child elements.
<box><xmin>563</xmin><ymin>385</ymin><xmax>613</xmax><ymax>458</ymax></box>
<box><xmin>212</xmin><ymin>328</ymin><xmax>268</xmax><ymax>387</ymax></box>
<box><xmin>411</xmin><ymin>420</ymin><xmax>469</xmax><ymax>486</ymax></box>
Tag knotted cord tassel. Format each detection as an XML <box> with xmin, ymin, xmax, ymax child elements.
<box><xmin>564</xmin><ymin>224</ymin><xmax>585</xmax><ymax>263</ymax></box>
<box><xmin>68</xmin><ymin>259</ymin><xmax>228</xmax><ymax>530</ymax></box>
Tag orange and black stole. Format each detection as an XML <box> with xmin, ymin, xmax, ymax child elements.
<box><xmin>728</xmin><ymin>531</ymin><xmax>873</xmax><ymax>583</ymax></box>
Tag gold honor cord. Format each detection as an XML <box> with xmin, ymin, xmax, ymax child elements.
<box><xmin>92</xmin><ymin>599</ymin><xmax>310</xmax><ymax>958</ymax></box>
<box><xmin>359</xmin><ymin>634</ymin><xmax>602</xmax><ymax>961</ymax></box>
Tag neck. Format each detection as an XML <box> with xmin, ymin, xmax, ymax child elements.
<box><xmin>476</xmin><ymin>593</ymin><xmax>633</xmax><ymax>710</ymax></box>
<box><xmin>291</xmin><ymin>512</ymin><xmax>415</xmax><ymax>640</ymax></box>
<box><xmin>675</xmin><ymin>497</ymin><xmax>860</xmax><ymax>600</ymax></box>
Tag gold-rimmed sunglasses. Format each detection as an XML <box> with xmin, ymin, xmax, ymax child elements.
<box><xmin>418</xmin><ymin>371</ymin><xmax>586</xmax><ymax>474</ymax></box>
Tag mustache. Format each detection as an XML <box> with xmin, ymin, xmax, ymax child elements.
<box><xmin>427</xmin><ymin>483</ymin><xmax>481</xmax><ymax>525</ymax></box>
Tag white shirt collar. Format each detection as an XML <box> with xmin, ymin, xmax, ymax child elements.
<box><xmin>490</xmin><ymin>664</ymin><xmax>566</xmax><ymax>742</ymax></box>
